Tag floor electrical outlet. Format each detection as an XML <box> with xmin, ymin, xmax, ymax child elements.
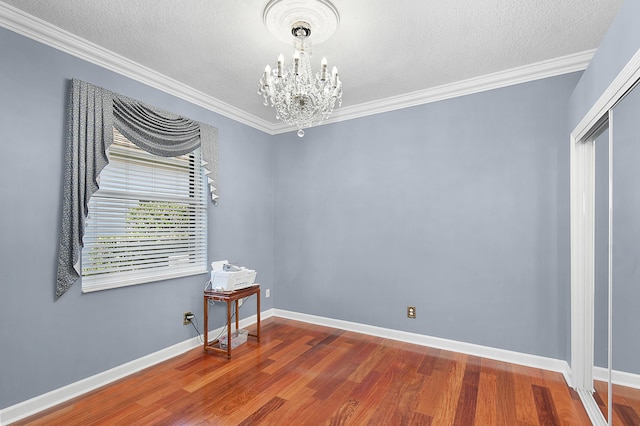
<box><xmin>407</xmin><ymin>306</ymin><xmax>416</xmax><ymax>319</ymax></box>
<box><xmin>183</xmin><ymin>311</ymin><xmax>194</xmax><ymax>325</ymax></box>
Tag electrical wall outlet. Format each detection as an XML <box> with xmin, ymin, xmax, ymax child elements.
<box><xmin>266</xmin><ymin>288</ymin><xmax>270</xmax><ymax>298</ymax></box>
<box><xmin>238</xmin><ymin>298</ymin><xmax>244</xmax><ymax>307</ymax></box>
<box><xmin>183</xmin><ymin>311</ymin><xmax>194</xmax><ymax>325</ymax></box>
<box><xmin>407</xmin><ymin>306</ymin><xmax>416</xmax><ymax>319</ymax></box>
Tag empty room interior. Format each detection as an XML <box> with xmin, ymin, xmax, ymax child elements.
<box><xmin>1</xmin><ymin>1</ymin><xmax>640</xmax><ymax>425</ymax></box>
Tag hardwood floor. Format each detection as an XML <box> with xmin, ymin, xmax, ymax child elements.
<box><xmin>13</xmin><ymin>318</ymin><xmax>591</xmax><ymax>425</ymax></box>
<box><xmin>594</xmin><ymin>379</ymin><xmax>640</xmax><ymax>425</ymax></box>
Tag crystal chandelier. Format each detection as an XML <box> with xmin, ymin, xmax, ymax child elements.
<box><xmin>258</xmin><ymin>20</ymin><xmax>342</xmax><ymax>138</ymax></box>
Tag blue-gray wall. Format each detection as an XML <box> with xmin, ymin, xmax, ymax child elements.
<box><xmin>0</xmin><ymin>27</ymin><xmax>274</xmax><ymax>409</ymax></box>
<box><xmin>273</xmin><ymin>73</ymin><xmax>580</xmax><ymax>360</ymax></box>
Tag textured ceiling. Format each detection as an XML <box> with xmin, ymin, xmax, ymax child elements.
<box><xmin>0</xmin><ymin>0</ymin><xmax>624</xmax><ymax>134</ymax></box>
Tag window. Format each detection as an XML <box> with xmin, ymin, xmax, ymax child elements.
<box><xmin>81</xmin><ymin>127</ymin><xmax>207</xmax><ymax>292</ymax></box>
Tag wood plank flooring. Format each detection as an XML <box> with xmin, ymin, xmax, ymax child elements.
<box><xmin>13</xmin><ymin>318</ymin><xmax>592</xmax><ymax>425</ymax></box>
<box><xmin>594</xmin><ymin>379</ymin><xmax>640</xmax><ymax>425</ymax></box>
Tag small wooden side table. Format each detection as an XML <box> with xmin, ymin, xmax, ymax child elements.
<box><xmin>203</xmin><ymin>284</ymin><xmax>260</xmax><ymax>359</ymax></box>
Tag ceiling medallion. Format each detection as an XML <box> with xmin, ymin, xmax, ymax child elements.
<box><xmin>258</xmin><ymin>0</ymin><xmax>342</xmax><ymax>137</ymax></box>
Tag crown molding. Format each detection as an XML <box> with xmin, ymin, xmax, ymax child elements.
<box><xmin>1</xmin><ymin>2</ymin><xmax>593</xmax><ymax>136</ymax></box>
<box><xmin>0</xmin><ymin>2</ymin><xmax>274</xmax><ymax>133</ymax></box>
<box><xmin>263</xmin><ymin>49</ymin><xmax>595</xmax><ymax>135</ymax></box>
<box><xmin>319</xmin><ymin>50</ymin><xmax>595</xmax><ymax>126</ymax></box>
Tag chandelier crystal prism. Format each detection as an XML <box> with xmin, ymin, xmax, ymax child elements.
<box><xmin>258</xmin><ymin>19</ymin><xmax>342</xmax><ymax>138</ymax></box>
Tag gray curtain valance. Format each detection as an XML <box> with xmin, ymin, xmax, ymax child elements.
<box><xmin>56</xmin><ymin>79</ymin><xmax>218</xmax><ymax>298</ymax></box>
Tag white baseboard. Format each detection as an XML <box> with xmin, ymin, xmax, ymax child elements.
<box><xmin>0</xmin><ymin>311</ymin><xmax>269</xmax><ymax>425</ymax></box>
<box><xmin>593</xmin><ymin>366</ymin><xmax>640</xmax><ymax>390</ymax></box>
<box><xmin>272</xmin><ymin>309</ymin><xmax>573</xmax><ymax>386</ymax></box>
<box><xmin>2</xmin><ymin>308</ymin><xmax>573</xmax><ymax>425</ymax></box>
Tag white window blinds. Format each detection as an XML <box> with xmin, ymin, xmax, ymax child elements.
<box><xmin>81</xmin><ymin>128</ymin><xmax>207</xmax><ymax>292</ymax></box>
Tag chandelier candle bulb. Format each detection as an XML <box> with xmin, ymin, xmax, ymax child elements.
<box><xmin>277</xmin><ymin>54</ymin><xmax>283</xmax><ymax>77</ymax></box>
<box><xmin>332</xmin><ymin>66</ymin><xmax>338</xmax><ymax>86</ymax></box>
<box><xmin>264</xmin><ymin>65</ymin><xmax>271</xmax><ymax>86</ymax></box>
<box><xmin>321</xmin><ymin>57</ymin><xmax>327</xmax><ymax>81</ymax></box>
<box><xmin>293</xmin><ymin>50</ymin><xmax>300</xmax><ymax>75</ymax></box>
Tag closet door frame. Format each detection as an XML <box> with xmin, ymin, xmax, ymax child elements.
<box><xmin>570</xmin><ymin>48</ymin><xmax>640</xmax><ymax>425</ymax></box>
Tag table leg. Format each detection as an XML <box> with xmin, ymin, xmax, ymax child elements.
<box><xmin>235</xmin><ymin>299</ymin><xmax>240</xmax><ymax>332</ymax></box>
<box><xmin>226</xmin><ymin>300</ymin><xmax>232</xmax><ymax>359</ymax></box>
<box><xmin>257</xmin><ymin>289</ymin><xmax>261</xmax><ymax>342</ymax></box>
<box><xmin>203</xmin><ymin>296</ymin><xmax>208</xmax><ymax>351</ymax></box>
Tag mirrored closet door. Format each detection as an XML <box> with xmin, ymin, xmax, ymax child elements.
<box><xmin>572</xmin><ymin>75</ymin><xmax>640</xmax><ymax>425</ymax></box>
<box><xmin>608</xmin><ymin>80</ymin><xmax>640</xmax><ymax>425</ymax></box>
<box><xmin>593</xmin><ymin>123</ymin><xmax>610</xmax><ymax>423</ymax></box>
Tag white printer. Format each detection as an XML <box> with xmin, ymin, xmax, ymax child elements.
<box><xmin>210</xmin><ymin>260</ymin><xmax>257</xmax><ymax>292</ymax></box>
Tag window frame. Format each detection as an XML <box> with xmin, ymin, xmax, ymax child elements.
<box><xmin>80</xmin><ymin>127</ymin><xmax>208</xmax><ymax>293</ymax></box>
